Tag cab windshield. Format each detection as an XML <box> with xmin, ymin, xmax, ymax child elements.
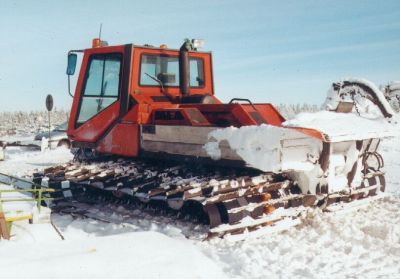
<box><xmin>76</xmin><ymin>53</ymin><xmax>122</xmax><ymax>125</ymax></box>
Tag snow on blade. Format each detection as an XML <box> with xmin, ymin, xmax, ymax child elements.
<box><xmin>203</xmin><ymin>110</ymin><xmax>394</xmax><ymax>173</ymax></box>
<box><xmin>203</xmin><ymin>124</ymin><xmax>320</xmax><ymax>172</ymax></box>
<box><xmin>283</xmin><ymin>111</ymin><xmax>396</xmax><ymax>142</ymax></box>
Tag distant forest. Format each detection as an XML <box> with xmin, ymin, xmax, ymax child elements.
<box><xmin>0</xmin><ymin>109</ymin><xmax>69</xmax><ymax>136</ymax></box>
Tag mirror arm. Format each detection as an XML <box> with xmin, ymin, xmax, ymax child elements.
<box><xmin>68</xmin><ymin>75</ymin><xmax>74</xmax><ymax>97</ymax></box>
<box><xmin>66</xmin><ymin>49</ymin><xmax>83</xmax><ymax>98</ymax></box>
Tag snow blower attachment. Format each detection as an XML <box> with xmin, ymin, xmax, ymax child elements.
<box><xmin>33</xmin><ymin>39</ymin><xmax>395</xmax><ymax>239</ymax></box>
<box><xmin>382</xmin><ymin>81</ymin><xmax>400</xmax><ymax>113</ymax></box>
<box><xmin>324</xmin><ymin>78</ymin><xmax>397</xmax><ymax>119</ymax></box>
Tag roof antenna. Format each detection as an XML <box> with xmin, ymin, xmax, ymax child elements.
<box><xmin>99</xmin><ymin>23</ymin><xmax>102</xmax><ymax>40</ymax></box>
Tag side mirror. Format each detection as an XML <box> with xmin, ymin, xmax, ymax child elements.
<box><xmin>66</xmin><ymin>53</ymin><xmax>77</xmax><ymax>75</ymax></box>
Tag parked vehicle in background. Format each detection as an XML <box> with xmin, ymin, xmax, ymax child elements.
<box><xmin>34</xmin><ymin>122</ymin><xmax>70</xmax><ymax>149</ymax></box>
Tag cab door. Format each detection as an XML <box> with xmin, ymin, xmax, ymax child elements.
<box><xmin>68</xmin><ymin>46</ymin><xmax>128</xmax><ymax>143</ymax></box>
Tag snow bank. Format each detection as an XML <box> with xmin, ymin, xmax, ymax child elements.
<box><xmin>0</xmin><ymin>146</ymin><xmax>72</xmax><ymax>176</ymax></box>
<box><xmin>200</xmin><ymin>195</ymin><xmax>400</xmax><ymax>279</ymax></box>
<box><xmin>0</xmin><ymin>228</ymin><xmax>227</xmax><ymax>279</ymax></box>
<box><xmin>381</xmin><ymin>136</ymin><xmax>400</xmax><ymax>194</ymax></box>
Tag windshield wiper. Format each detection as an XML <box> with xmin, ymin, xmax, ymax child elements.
<box><xmin>145</xmin><ymin>73</ymin><xmax>164</xmax><ymax>93</ymax></box>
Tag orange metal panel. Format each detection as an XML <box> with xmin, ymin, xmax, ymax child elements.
<box><xmin>290</xmin><ymin>127</ymin><xmax>325</xmax><ymax>141</ymax></box>
<box><xmin>242</xmin><ymin>104</ymin><xmax>286</xmax><ymax>126</ymax></box>
<box><xmin>151</xmin><ymin>108</ymin><xmax>211</xmax><ymax>126</ymax></box>
<box><xmin>70</xmin><ymin>101</ymin><xmax>120</xmax><ymax>142</ymax></box>
<box><xmin>97</xmin><ymin>123</ymin><xmax>139</xmax><ymax>156</ymax></box>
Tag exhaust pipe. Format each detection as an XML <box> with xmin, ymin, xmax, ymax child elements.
<box><xmin>179</xmin><ymin>40</ymin><xmax>191</xmax><ymax>96</ymax></box>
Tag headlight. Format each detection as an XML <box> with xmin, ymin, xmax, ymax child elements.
<box><xmin>192</xmin><ymin>39</ymin><xmax>205</xmax><ymax>49</ymax></box>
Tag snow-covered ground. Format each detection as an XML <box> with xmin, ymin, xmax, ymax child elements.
<box><xmin>0</xmin><ymin>145</ymin><xmax>73</xmax><ymax>177</ymax></box>
<box><xmin>0</xmin><ymin>130</ymin><xmax>399</xmax><ymax>278</ymax></box>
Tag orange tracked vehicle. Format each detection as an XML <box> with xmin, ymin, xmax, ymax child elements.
<box><xmin>34</xmin><ymin>38</ymin><xmax>394</xmax><ymax>238</ymax></box>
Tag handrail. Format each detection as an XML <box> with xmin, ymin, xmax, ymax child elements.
<box><xmin>0</xmin><ymin>189</ymin><xmax>55</xmax><ymax>193</ymax></box>
<box><xmin>0</xmin><ymin>172</ymin><xmax>42</xmax><ymax>187</ymax></box>
<box><xmin>228</xmin><ymin>98</ymin><xmax>258</xmax><ymax>111</ymax></box>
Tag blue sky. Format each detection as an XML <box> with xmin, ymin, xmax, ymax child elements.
<box><xmin>0</xmin><ymin>0</ymin><xmax>399</xmax><ymax>111</ymax></box>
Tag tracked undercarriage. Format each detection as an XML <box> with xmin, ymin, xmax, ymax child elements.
<box><xmin>33</xmin><ymin>154</ymin><xmax>386</xmax><ymax>239</ymax></box>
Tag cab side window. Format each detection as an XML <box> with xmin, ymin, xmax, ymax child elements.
<box><xmin>189</xmin><ymin>58</ymin><xmax>204</xmax><ymax>87</ymax></box>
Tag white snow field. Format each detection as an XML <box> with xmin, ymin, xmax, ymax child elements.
<box><xmin>0</xmin><ymin>126</ymin><xmax>399</xmax><ymax>279</ymax></box>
